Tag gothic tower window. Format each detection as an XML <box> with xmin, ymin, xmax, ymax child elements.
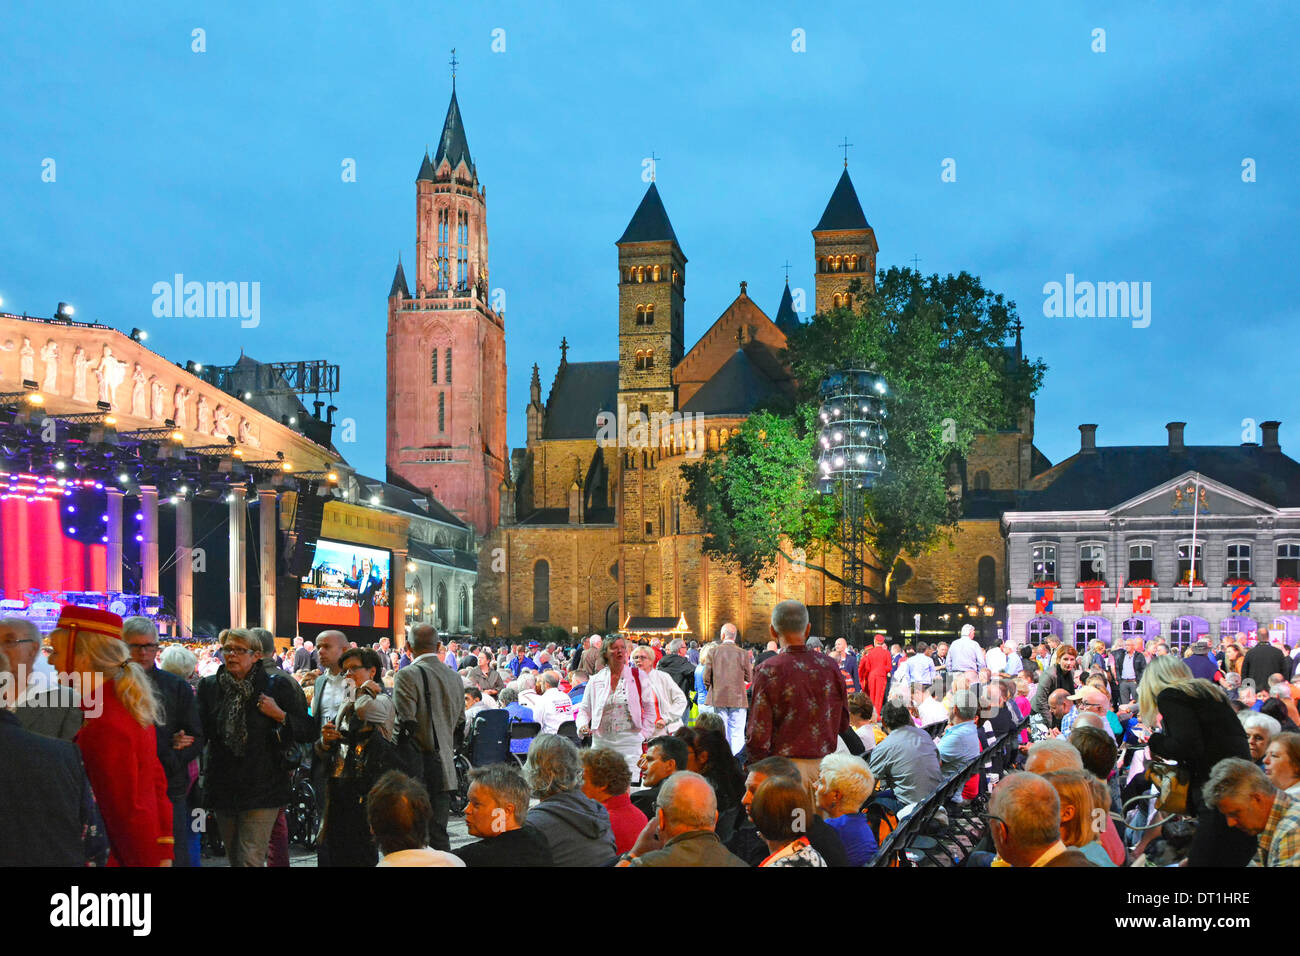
<box><xmin>458</xmin><ymin>585</ymin><xmax>469</xmax><ymax>629</ymax></box>
<box><xmin>431</xmin><ymin>349</ymin><xmax>439</xmax><ymax>384</ymax></box>
<box><xmin>437</xmin><ymin>209</ymin><xmax>450</xmax><ymax>291</ymax></box>
<box><xmin>438</xmin><ymin>392</ymin><xmax>445</xmax><ymax>432</ymax></box>
<box><xmin>445</xmin><ymin>347</ymin><xmax>452</xmax><ymax>384</ymax></box>
<box><xmin>456</xmin><ymin>211</ymin><xmax>469</xmax><ymax>291</ymax></box>
<box><xmin>534</xmin><ymin>560</ymin><xmax>550</xmax><ymax>621</ymax></box>
<box><xmin>436</xmin><ymin>580</ymin><xmax>448</xmax><ymax>630</ymax></box>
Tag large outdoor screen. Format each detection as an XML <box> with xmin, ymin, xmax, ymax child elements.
<box><xmin>298</xmin><ymin>538</ymin><xmax>391</xmax><ymax>628</ymax></box>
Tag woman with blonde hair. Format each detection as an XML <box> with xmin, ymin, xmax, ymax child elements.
<box><xmin>47</xmin><ymin>606</ymin><xmax>173</xmax><ymax>867</ymax></box>
<box><xmin>1042</xmin><ymin>769</ymin><xmax>1114</xmax><ymax>866</ymax></box>
<box><xmin>1137</xmin><ymin>653</ymin><xmax>1253</xmax><ymax>866</ymax></box>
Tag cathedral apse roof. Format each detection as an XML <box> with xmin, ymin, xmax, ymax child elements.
<box><xmin>542</xmin><ymin>360</ymin><xmax>620</xmax><ymax>440</ymax></box>
<box><xmin>679</xmin><ymin>347</ymin><xmax>787</xmax><ymax>417</ymax></box>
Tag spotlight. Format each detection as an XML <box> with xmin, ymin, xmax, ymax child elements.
<box><xmin>96</xmin><ymin>401</ymin><xmax>111</xmax><ymax>412</ymax></box>
<box><xmin>118</xmin><ymin>473</ymin><xmax>129</xmax><ymax>484</ymax></box>
<box><xmin>288</xmin><ymin>416</ymin><xmax>297</xmax><ymax>425</ymax></box>
<box><xmin>129</xmin><ymin>328</ymin><xmax>148</xmax><ymax>342</ymax></box>
<box><xmin>186</xmin><ymin>361</ymin><xmax>203</xmax><ymax>374</ymax></box>
<box><xmin>55</xmin><ymin>302</ymin><xmax>74</xmax><ymax>319</ymax></box>
<box><xmin>326</xmin><ymin>471</ymin><xmax>338</xmax><ymax>483</ymax></box>
<box><xmin>26</xmin><ymin>393</ymin><xmax>44</xmax><ymax>406</ymax></box>
<box><xmin>163</xmin><ymin>418</ymin><xmax>176</xmax><ymax>428</ymax></box>
<box><xmin>244</xmin><ymin>392</ymin><xmax>253</xmax><ymax>400</ymax></box>
<box><xmin>370</xmin><ymin>494</ymin><xmax>380</xmax><ymax>505</ymax></box>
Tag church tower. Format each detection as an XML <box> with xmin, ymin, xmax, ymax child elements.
<box><xmin>812</xmin><ymin>167</ymin><xmax>878</xmax><ymax>314</ymax></box>
<box><xmin>386</xmin><ymin>80</ymin><xmax>507</xmax><ymax>537</ymax></box>
<box><xmin>616</xmin><ymin>183</ymin><xmax>685</xmax><ymax>421</ymax></box>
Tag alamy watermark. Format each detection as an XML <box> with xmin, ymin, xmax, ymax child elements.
<box><xmin>1042</xmin><ymin>274</ymin><xmax>1151</xmax><ymax>329</ymax></box>
<box><xmin>594</xmin><ymin>404</ymin><xmax>705</xmax><ymax>457</ymax></box>
<box><xmin>152</xmin><ymin>274</ymin><xmax>260</xmax><ymax>328</ymax></box>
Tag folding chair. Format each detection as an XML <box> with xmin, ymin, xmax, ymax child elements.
<box><xmin>508</xmin><ymin>721</ymin><xmax>542</xmax><ymax>766</ymax></box>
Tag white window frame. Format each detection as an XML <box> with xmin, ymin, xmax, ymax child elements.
<box><xmin>1030</xmin><ymin>541</ymin><xmax>1058</xmax><ymax>583</ymax></box>
<box><xmin>1225</xmin><ymin>541</ymin><xmax>1253</xmax><ymax>581</ymax></box>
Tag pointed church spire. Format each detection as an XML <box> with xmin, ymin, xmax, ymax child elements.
<box><xmin>814</xmin><ymin>168</ymin><xmax>870</xmax><ymax>232</ymax></box>
<box><xmin>389</xmin><ymin>257</ymin><xmax>409</xmax><ymax>298</ymax></box>
<box><xmin>434</xmin><ymin>86</ymin><xmax>473</xmax><ymax>175</ymax></box>
<box><xmin>775</xmin><ymin>278</ymin><xmax>800</xmax><ymax>335</ymax></box>
<box><xmin>417</xmin><ymin>150</ymin><xmax>435</xmax><ymax>182</ymax></box>
<box><xmin>617</xmin><ymin>182</ymin><xmax>678</xmax><ymax>244</ymax></box>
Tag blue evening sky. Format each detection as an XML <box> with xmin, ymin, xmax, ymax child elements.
<box><xmin>2</xmin><ymin>1</ymin><xmax>1295</xmax><ymax>476</ymax></box>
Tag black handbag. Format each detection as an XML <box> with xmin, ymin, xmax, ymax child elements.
<box><xmin>395</xmin><ymin>665</ymin><xmax>434</xmax><ymax>778</ymax></box>
<box><xmin>265</xmin><ymin>672</ymin><xmax>307</xmax><ymax>771</ymax></box>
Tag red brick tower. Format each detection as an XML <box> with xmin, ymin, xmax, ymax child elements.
<box><xmin>386</xmin><ymin>82</ymin><xmax>506</xmax><ymax>536</ymax></box>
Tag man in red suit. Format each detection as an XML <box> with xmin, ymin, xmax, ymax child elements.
<box><xmin>860</xmin><ymin>634</ymin><xmax>893</xmax><ymax>718</ymax></box>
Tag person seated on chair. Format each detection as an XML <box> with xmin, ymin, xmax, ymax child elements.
<box><xmin>369</xmin><ymin>771</ymin><xmax>464</xmax><ymax>867</ymax></box>
<box><xmin>455</xmin><ymin>764</ymin><xmax>554</xmax><ymax>867</ymax></box>
<box><xmin>500</xmin><ymin>685</ymin><xmax>534</xmax><ymax>723</ymax></box>
<box><xmin>815</xmin><ymin>753</ymin><xmax>878</xmax><ymax>866</ymax></box>
<box><xmin>631</xmin><ymin>736</ymin><xmax>689</xmax><ymax>818</ymax></box>
<box><xmin>581</xmin><ymin>746</ymin><xmax>647</xmax><ymax>856</ymax></box>
<box><xmin>522</xmin><ymin>735</ymin><xmax>617</xmax><ymax>867</ymax></box>
<box><xmin>464</xmin><ymin>686</ymin><xmax>493</xmax><ymax>724</ymax></box>
<box><xmin>534</xmin><ymin>670</ymin><xmax>576</xmax><ymax>735</ymax></box>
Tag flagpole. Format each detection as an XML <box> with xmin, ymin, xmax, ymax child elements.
<box><xmin>1190</xmin><ymin>473</ymin><xmax>1201</xmax><ymax>586</ymax></box>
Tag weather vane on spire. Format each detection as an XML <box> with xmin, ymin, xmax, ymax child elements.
<box><xmin>450</xmin><ymin>47</ymin><xmax>459</xmax><ymax>87</ymax></box>
<box><xmin>649</xmin><ymin>150</ymin><xmax>660</xmax><ymax>183</ymax></box>
<box><xmin>838</xmin><ymin>137</ymin><xmax>853</xmax><ymax>169</ymax></box>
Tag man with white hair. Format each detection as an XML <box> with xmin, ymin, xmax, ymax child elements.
<box><xmin>985</xmin><ymin>637</ymin><xmax>1021</xmax><ymax>678</ymax></box>
<box><xmin>947</xmin><ymin>624</ymin><xmax>986</xmax><ymax>677</ymax></box>
<box><xmin>705</xmin><ymin>622</ymin><xmax>752</xmax><ymax>756</ymax></box>
<box><xmin>576</xmin><ymin>635</ymin><xmax>603</xmax><ymax>680</ymax></box>
<box><xmin>0</xmin><ymin>616</ymin><xmax>82</xmax><ymax>741</ymax></box>
<box><xmin>533</xmin><ymin>669</ymin><xmax>575</xmax><ymax>734</ymax></box>
<box><xmin>618</xmin><ymin>771</ymin><xmax>748</xmax><ymax>867</ymax></box>
<box><xmin>747</xmin><ymin>600</ymin><xmax>851</xmax><ymax>786</ymax></box>
<box><xmin>1024</xmin><ymin>738</ymin><xmax>1084</xmax><ymax>775</ymax></box>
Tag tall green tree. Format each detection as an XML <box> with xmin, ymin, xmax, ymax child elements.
<box><xmin>682</xmin><ymin>267</ymin><xmax>1046</xmax><ymax>601</ymax></box>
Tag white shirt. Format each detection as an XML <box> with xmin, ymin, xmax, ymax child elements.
<box><xmin>917</xmin><ymin>695</ymin><xmax>949</xmax><ymax>727</ymax></box>
<box><xmin>642</xmin><ymin>667</ymin><xmax>688</xmax><ymax>733</ymax></box>
<box><xmin>985</xmin><ymin>647</ymin><xmax>1007</xmax><ymax>675</ymax></box>
<box><xmin>534</xmin><ymin>686</ymin><xmax>576</xmax><ymax>734</ymax></box>
<box><xmin>315</xmin><ymin>671</ymin><xmax>349</xmax><ymax>724</ymax></box>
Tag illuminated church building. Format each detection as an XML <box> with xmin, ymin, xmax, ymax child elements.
<box><xmin>387</xmin><ymin>86</ymin><xmax>1044</xmax><ymax>642</ymax></box>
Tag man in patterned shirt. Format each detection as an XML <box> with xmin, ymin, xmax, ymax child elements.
<box><xmin>745</xmin><ymin>600</ymin><xmax>851</xmax><ymax>790</ymax></box>
<box><xmin>1204</xmin><ymin>758</ymin><xmax>1300</xmax><ymax>866</ymax></box>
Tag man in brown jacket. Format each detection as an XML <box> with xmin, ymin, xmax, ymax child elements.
<box><xmin>703</xmin><ymin>622</ymin><xmax>752</xmax><ymax>756</ymax></box>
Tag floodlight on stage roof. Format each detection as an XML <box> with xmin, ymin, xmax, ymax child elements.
<box><xmin>129</xmin><ymin>328</ymin><xmax>147</xmax><ymax>342</ymax></box>
<box><xmin>55</xmin><ymin>302</ymin><xmax>74</xmax><ymax>319</ymax></box>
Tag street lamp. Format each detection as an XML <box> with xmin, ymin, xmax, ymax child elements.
<box><xmin>491</xmin><ymin>616</ymin><xmax>499</xmax><ymax>640</ymax></box>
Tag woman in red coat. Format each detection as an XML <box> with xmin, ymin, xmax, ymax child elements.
<box><xmin>48</xmin><ymin>606</ymin><xmax>173</xmax><ymax>867</ymax></box>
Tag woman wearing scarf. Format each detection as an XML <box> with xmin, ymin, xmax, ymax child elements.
<box><xmin>1030</xmin><ymin>644</ymin><xmax>1079</xmax><ymax>720</ymax></box>
<box><xmin>47</xmin><ymin>606</ymin><xmax>173</xmax><ymax>867</ymax></box>
<box><xmin>197</xmin><ymin>628</ymin><xmax>313</xmax><ymax>866</ymax></box>
<box><xmin>316</xmin><ymin>647</ymin><xmax>398</xmax><ymax>867</ymax></box>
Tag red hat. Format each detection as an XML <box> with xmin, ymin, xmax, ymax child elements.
<box><xmin>874</xmin><ymin>634</ymin><xmax>887</xmax><ymax>645</ymax></box>
<box><xmin>57</xmin><ymin>605</ymin><xmax>123</xmax><ymax>641</ymax></box>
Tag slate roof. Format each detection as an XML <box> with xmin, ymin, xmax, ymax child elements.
<box><xmin>814</xmin><ymin>169</ymin><xmax>870</xmax><ymax>232</ymax></box>
<box><xmin>679</xmin><ymin>347</ymin><xmax>786</xmax><ymax>416</ymax></box>
<box><xmin>389</xmin><ymin>260</ymin><xmax>408</xmax><ymax>298</ymax></box>
<box><xmin>416</xmin><ymin>152</ymin><xmax>435</xmax><ymax>182</ymax></box>
<box><xmin>433</xmin><ymin>90</ymin><xmax>474</xmax><ymax>174</ymax></box>
<box><xmin>382</xmin><ymin>468</ymin><xmax>468</xmax><ymax>529</ymax></box>
<box><xmin>775</xmin><ymin>280</ymin><xmax>800</xmax><ymax>335</ymax></box>
<box><xmin>617</xmin><ymin>183</ymin><xmax>678</xmax><ymax>244</ymax></box>
<box><xmin>542</xmin><ymin>361</ymin><xmax>620</xmax><ymax>440</ymax></box>
<box><xmin>1018</xmin><ymin>445</ymin><xmax>1300</xmax><ymax>512</ymax></box>
<box><xmin>407</xmin><ymin>537</ymin><xmax>478</xmax><ymax>571</ymax></box>
<box><xmin>623</xmin><ymin>616</ymin><xmax>689</xmax><ymax>632</ymax></box>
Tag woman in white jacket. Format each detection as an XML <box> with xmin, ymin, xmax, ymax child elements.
<box><xmin>577</xmin><ymin>636</ymin><xmax>657</xmax><ymax>778</ymax></box>
<box><xmin>631</xmin><ymin>644</ymin><xmax>688</xmax><ymax>734</ymax></box>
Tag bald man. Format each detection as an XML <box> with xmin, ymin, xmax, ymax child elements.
<box><xmin>618</xmin><ymin>772</ymin><xmax>747</xmax><ymax>867</ymax></box>
<box><xmin>1025</xmin><ymin>738</ymin><xmax>1084</xmax><ymax>775</ymax></box>
<box><xmin>1029</xmin><ymin>688</ymin><xmax>1075</xmax><ymax>742</ymax></box>
<box><xmin>988</xmin><ymin>773</ymin><xmax>1096</xmax><ymax>867</ymax></box>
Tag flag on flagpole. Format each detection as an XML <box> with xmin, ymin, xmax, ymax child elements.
<box><xmin>1035</xmin><ymin>587</ymin><xmax>1055</xmax><ymax>615</ymax></box>
<box><xmin>1281</xmin><ymin>584</ymin><xmax>1299</xmax><ymax>612</ymax></box>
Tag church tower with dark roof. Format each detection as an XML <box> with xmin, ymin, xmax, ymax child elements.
<box><xmin>812</xmin><ymin>167</ymin><xmax>878</xmax><ymax>314</ymax></box>
<box><xmin>616</xmin><ymin>182</ymin><xmax>686</xmax><ymax>422</ymax></box>
<box><xmin>386</xmin><ymin>80</ymin><xmax>506</xmax><ymax>537</ymax></box>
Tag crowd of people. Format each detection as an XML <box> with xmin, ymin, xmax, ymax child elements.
<box><xmin>3</xmin><ymin>599</ymin><xmax>1300</xmax><ymax>868</ymax></box>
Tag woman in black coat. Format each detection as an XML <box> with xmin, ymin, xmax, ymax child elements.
<box><xmin>1138</xmin><ymin>654</ymin><xmax>1256</xmax><ymax>867</ymax></box>
<box><xmin>196</xmin><ymin>629</ymin><xmax>314</xmax><ymax>866</ymax></box>
<box><xmin>316</xmin><ymin>647</ymin><xmax>399</xmax><ymax>867</ymax></box>
<box><xmin>1031</xmin><ymin>644</ymin><xmax>1079</xmax><ymax>720</ymax></box>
